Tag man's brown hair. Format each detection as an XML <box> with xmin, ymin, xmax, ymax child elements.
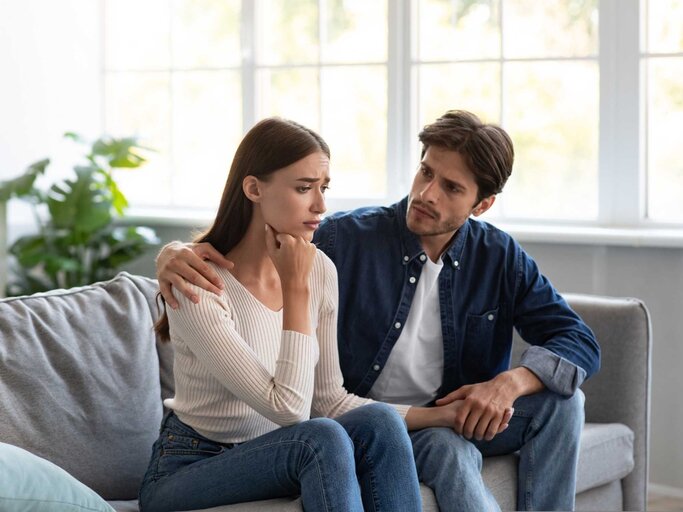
<box><xmin>418</xmin><ymin>110</ymin><xmax>514</xmax><ymax>202</ymax></box>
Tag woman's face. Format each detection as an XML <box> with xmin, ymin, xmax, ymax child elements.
<box><xmin>256</xmin><ymin>151</ymin><xmax>330</xmax><ymax>241</ymax></box>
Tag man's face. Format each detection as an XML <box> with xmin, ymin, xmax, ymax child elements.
<box><xmin>407</xmin><ymin>146</ymin><xmax>494</xmax><ymax>252</ymax></box>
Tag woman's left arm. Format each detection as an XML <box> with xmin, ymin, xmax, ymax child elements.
<box><xmin>309</xmin><ymin>256</ymin><xmax>411</xmax><ymax>419</ymax></box>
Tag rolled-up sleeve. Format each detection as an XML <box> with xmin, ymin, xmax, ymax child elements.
<box><xmin>519</xmin><ymin>345</ymin><xmax>587</xmax><ymax>396</ymax></box>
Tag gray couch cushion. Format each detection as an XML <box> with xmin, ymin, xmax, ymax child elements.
<box><xmin>0</xmin><ymin>273</ymin><xmax>162</xmax><ymax>500</ymax></box>
<box><xmin>576</xmin><ymin>422</ymin><xmax>634</xmax><ymax>493</ymax></box>
<box><xmin>109</xmin><ymin>484</ymin><xmax>441</xmax><ymax>512</ymax></box>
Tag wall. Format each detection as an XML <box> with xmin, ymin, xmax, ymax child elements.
<box><xmin>0</xmin><ymin>0</ymin><xmax>101</xmax><ymax>217</ymax></box>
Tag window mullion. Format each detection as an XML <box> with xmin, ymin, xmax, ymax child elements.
<box><xmin>599</xmin><ymin>0</ymin><xmax>643</xmax><ymax>225</ymax></box>
<box><xmin>241</xmin><ymin>0</ymin><xmax>257</xmax><ymax>133</ymax></box>
<box><xmin>388</xmin><ymin>0</ymin><xmax>413</xmax><ymax>202</ymax></box>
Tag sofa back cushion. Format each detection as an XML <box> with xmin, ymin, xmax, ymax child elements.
<box><xmin>0</xmin><ymin>272</ymin><xmax>162</xmax><ymax>500</ymax></box>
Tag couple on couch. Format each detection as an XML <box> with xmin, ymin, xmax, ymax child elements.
<box><xmin>140</xmin><ymin>111</ymin><xmax>600</xmax><ymax>512</ymax></box>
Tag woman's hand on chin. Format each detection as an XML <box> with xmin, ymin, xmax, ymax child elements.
<box><xmin>264</xmin><ymin>224</ymin><xmax>316</xmax><ymax>291</ymax></box>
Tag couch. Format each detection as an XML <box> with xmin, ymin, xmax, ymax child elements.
<box><xmin>0</xmin><ymin>272</ymin><xmax>650</xmax><ymax>511</ymax></box>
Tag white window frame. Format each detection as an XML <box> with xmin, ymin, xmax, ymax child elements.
<box><xmin>109</xmin><ymin>0</ymin><xmax>683</xmax><ymax>247</ymax></box>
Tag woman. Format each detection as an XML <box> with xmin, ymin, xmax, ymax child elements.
<box><xmin>139</xmin><ymin>118</ymin><xmax>507</xmax><ymax>512</ymax></box>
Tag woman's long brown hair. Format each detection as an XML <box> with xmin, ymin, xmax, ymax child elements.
<box><xmin>154</xmin><ymin>117</ymin><xmax>330</xmax><ymax>341</ymax></box>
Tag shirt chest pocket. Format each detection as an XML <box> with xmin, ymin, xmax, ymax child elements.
<box><xmin>462</xmin><ymin>306</ymin><xmax>501</xmax><ymax>381</ymax></box>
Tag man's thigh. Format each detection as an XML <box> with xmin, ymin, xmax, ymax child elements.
<box><xmin>409</xmin><ymin>427</ymin><xmax>483</xmax><ymax>469</ymax></box>
<box><xmin>472</xmin><ymin>389</ymin><xmax>575</xmax><ymax>457</ymax></box>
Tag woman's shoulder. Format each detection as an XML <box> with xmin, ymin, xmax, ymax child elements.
<box><xmin>170</xmin><ymin>262</ymin><xmax>232</xmax><ymax>312</ymax></box>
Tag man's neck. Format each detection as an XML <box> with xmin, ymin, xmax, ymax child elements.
<box><xmin>420</xmin><ymin>231</ymin><xmax>457</xmax><ymax>262</ymax></box>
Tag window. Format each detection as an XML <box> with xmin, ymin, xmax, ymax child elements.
<box><xmin>413</xmin><ymin>0</ymin><xmax>599</xmax><ymax>220</ymax></box>
<box><xmin>254</xmin><ymin>0</ymin><xmax>388</xmax><ymax>199</ymax></box>
<box><xmin>104</xmin><ymin>0</ymin><xmax>242</xmax><ymax>209</ymax></box>
<box><xmin>102</xmin><ymin>0</ymin><xmax>683</xmax><ymax>227</ymax></box>
<box><xmin>643</xmin><ymin>0</ymin><xmax>683</xmax><ymax>222</ymax></box>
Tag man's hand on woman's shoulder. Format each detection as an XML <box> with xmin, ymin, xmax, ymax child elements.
<box><xmin>156</xmin><ymin>241</ymin><xmax>233</xmax><ymax>308</ymax></box>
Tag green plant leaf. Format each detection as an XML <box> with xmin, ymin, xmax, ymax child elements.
<box><xmin>47</xmin><ymin>166</ymin><xmax>112</xmax><ymax>233</ymax></box>
<box><xmin>6</xmin><ymin>270</ymin><xmax>56</xmax><ymax>297</ymax></box>
<box><xmin>93</xmin><ymin>226</ymin><xmax>159</xmax><ymax>273</ymax></box>
<box><xmin>91</xmin><ymin>136</ymin><xmax>150</xmax><ymax>169</ymax></box>
<box><xmin>0</xmin><ymin>158</ymin><xmax>49</xmax><ymax>201</ymax></box>
<box><xmin>64</xmin><ymin>132</ymin><xmax>86</xmax><ymax>143</ymax></box>
<box><xmin>43</xmin><ymin>254</ymin><xmax>81</xmax><ymax>275</ymax></box>
<box><xmin>99</xmin><ymin>170</ymin><xmax>129</xmax><ymax>215</ymax></box>
<box><xmin>6</xmin><ymin>133</ymin><xmax>158</xmax><ymax>293</ymax></box>
<box><xmin>9</xmin><ymin>234</ymin><xmax>49</xmax><ymax>268</ymax></box>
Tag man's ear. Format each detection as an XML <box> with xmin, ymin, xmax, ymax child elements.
<box><xmin>472</xmin><ymin>195</ymin><xmax>496</xmax><ymax>217</ymax></box>
<box><xmin>243</xmin><ymin>176</ymin><xmax>261</xmax><ymax>202</ymax></box>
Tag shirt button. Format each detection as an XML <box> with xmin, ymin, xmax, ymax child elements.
<box><xmin>453</xmin><ymin>260</ymin><xmax>459</xmax><ymax>267</ymax></box>
<box><xmin>394</xmin><ymin>322</ymin><xmax>401</xmax><ymax>329</ymax></box>
<box><xmin>419</xmin><ymin>254</ymin><xmax>427</xmax><ymax>262</ymax></box>
<box><xmin>403</xmin><ymin>255</ymin><xmax>409</xmax><ymax>262</ymax></box>
<box><xmin>409</xmin><ymin>276</ymin><xmax>416</xmax><ymax>284</ymax></box>
<box><xmin>487</xmin><ymin>314</ymin><xmax>495</xmax><ymax>321</ymax></box>
<box><xmin>373</xmin><ymin>364</ymin><xmax>381</xmax><ymax>371</ymax></box>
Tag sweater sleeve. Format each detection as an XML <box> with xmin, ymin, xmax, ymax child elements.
<box><xmin>169</xmin><ymin>285</ymin><xmax>319</xmax><ymax>426</ymax></box>
<box><xmin>310</xmin><ymin>255</ymin><xmax>411</xmax><ymax>419</ymax></box>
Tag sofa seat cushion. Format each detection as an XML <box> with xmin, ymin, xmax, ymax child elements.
<box><xmin>479</xmin><ymin>422</ymin><xmax>634</xmax><ymax>509</ymax></box>
<box><xmin>108</xmin><ymin>484</ymin><xmax>442</xmax><ymax>512</ymax></box>
<box><xmin>576</xmin><ymin>422</ymin><xmax>634</xmax><ymax>493</ymax></box>
<box><xmin>0</xmin><ymin>273</ymin><xmax>162</xmax><ymax>500</ymax></box>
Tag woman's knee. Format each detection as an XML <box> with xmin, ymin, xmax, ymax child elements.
<box><xmin>300</xmin><ymin>418</ymin><xmax>354</xmax><ymax>453</ymax></box>
<box><xmin>359</xmin><ymin>402</ymin><xmax>405</xmax><ymax>430</ymax></box>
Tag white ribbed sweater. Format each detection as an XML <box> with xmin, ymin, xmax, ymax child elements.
<box><xmin>165</xmin><ymin>250</ymin><xmax>410</xmax><ymax>443</ymax></box>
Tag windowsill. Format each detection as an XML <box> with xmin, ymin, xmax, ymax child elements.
<box><xmin>491</xmin><ymin>222</ymin><xmax>683</xmax><ymax>249</ymax></box>
<box><xmin>124</xmin><ymin>207</ymin><xmax>683</xmax><ymax>249</ymax></box>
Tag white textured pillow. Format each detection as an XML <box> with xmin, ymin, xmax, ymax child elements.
<box><xmin>0</xmin><ymin>442</ymin><xmax>115</xmax><ymax>511</ymax></box>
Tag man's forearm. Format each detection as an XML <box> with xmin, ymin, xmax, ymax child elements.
<box><xmin>494</xmin><ymin>366</ymin><xmax>545</xmax><ymax>399</ymax></box>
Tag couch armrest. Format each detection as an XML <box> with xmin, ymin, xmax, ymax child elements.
<box><xmin>563</xmin><ymin>294</ymin><xmax>650</xmax><ymax>512</ymax></box>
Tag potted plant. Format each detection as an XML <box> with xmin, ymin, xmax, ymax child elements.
<box><xmin>0</xmin><ymin>133</ymin><xmax>159</xmax><ymax>296</ymax></box>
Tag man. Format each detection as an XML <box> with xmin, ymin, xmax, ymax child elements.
<box><xmin>156</xmin><ymin>110</ymin><xmax>600</xmax><ymax>511</ymax></box>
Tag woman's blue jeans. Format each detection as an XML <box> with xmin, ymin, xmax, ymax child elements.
<box><xmin>138</xmin><ymin>402</ymin><xmax>422</xmax><ymax>512</ymax></box>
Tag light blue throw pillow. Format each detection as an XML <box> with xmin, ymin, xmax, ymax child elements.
<box><xmin>0</xmin><ymin>442</ymin><xmax>115</xmax><ymax>512</ymax></box>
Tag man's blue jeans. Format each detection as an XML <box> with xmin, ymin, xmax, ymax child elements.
<box><xmin>138</xmin><ymin>402</ymin><xmax>422</xmax><ymax>512</ymax></box>
<box><xmin>410</xmin><ymin>389</ymin><xmax>585</xmax><ymax>512</ymax></box>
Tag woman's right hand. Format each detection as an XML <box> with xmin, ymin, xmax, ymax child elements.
<box><xmin>264</xmin><ymin>224</ymin><xmax>316</xmax><ymax>335</ymax></box>
<box><xmin>264</xmin><ymin>224</ymin><xmax>316</xmax><ymax>291</ymax></box>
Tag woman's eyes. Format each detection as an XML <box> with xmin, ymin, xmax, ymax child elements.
<box><xmin>297</xmin><ymin>185</ymin><xmax>329</xmax><ymax>193</ymax></box>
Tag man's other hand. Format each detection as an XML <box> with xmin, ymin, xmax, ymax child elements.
<box><xmin>156</xmin><ymin>241</ymin><xmax>233</xmax><ymax>308</ymax></box>
<box><xmin>436</xmin><ymin>368</ymin><xmax>544</xmax><ymax>441</ymax></box>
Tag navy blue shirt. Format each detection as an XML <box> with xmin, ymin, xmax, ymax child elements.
<box><xmin>313</xmin><ymin>197</ymin><xmax>600</xmax><ymax>400</ymax></box>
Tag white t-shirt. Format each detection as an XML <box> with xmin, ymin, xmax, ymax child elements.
<box><xmin>368</xmin><ymin>257</ymin><xmax>445</xmax><ymax>405</ymax></box>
